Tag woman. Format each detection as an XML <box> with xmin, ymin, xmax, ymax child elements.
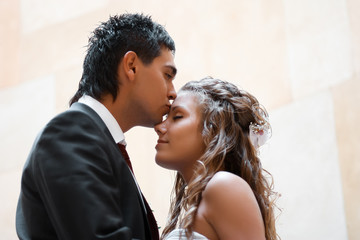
<box><xmin>155</xmin><ymin>77</ymin><xmax>279</xmax><ymax>240</ymax></box>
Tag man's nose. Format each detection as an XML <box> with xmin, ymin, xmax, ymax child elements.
<box><xmin>168</xmin><ymin>83</ymin><xmax>177</xmax><ymax>100</ymax></box>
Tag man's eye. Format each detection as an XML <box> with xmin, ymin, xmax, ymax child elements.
<box><xmin>165</xmin><ymin>73</ymin><xmax>173</xmax><ymax>79</ymax></box>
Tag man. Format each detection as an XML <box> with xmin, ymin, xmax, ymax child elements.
<box><xmin>16</xmin><ymin>13</ymin><xmax>177</xmax><ymax>240</ymax></box>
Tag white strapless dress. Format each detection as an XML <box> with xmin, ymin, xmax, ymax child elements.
<box><xmin>165</xmin><ymin>229</ymin><xmax>208</xmax><ymax>239</ymax></box>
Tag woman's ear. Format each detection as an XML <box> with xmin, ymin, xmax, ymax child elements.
<box><xmin>122</xmin><ymin>51</ymin><xmax>138</xmax><ymax>81</ymax></box>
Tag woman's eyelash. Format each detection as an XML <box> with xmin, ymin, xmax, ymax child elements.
<box><xmin>173</xmin><ymin>115</ymin><xmax>182</xmax><ymax>120</ymax></box>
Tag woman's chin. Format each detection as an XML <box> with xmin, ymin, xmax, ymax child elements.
<box><xmin>155</xmin><ymin>158</ymin><xmax>177</xmax><ymax>171</ymax></box>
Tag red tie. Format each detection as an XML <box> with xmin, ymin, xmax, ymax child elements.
<box><xmin>117</xmin><ymin>144</ymin><xmax>133</xmax><ymax>172</ymax></box>
<box><xmin>117</xmin><ymin>143</ymin><xmax>159</xmax><ymax>240</ymax></box>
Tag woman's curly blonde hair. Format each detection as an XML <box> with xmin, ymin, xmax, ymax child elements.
<box><xmin>161</xmin><ymin>77</ymin><xmax>279</xmax><ymax>240</ymax></box>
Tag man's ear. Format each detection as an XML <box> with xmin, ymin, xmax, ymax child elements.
<box><xmin>122</xmin><ymin>51</ymin><xmax>138</xmax><ymax>81</ymax></box>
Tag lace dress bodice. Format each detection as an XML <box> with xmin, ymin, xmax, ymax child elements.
<box><xmin>164</xmin><ymin>229</ymin><xmax>208</xmax><ymax>240</ymax></box>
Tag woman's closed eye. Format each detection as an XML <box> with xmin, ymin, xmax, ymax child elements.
<box><xmin>173</xmin><ymin>115</ymin><xmax>183</xmax><ymax>120</ymax></box>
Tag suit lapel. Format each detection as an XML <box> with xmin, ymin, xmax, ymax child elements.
<box><xmin>70</xmin><ymin>102</ymin><xmax>158</xmax><ymax>239</ymax></box>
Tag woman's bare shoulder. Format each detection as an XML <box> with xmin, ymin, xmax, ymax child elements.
<box><xmin>201</xmin><ymin>171</ymin><xmax>265</xmax><ymax>240</ymax></box>
<box><xmin>203</xmin><ymin>171</ymin><xmax>253</xmax><ymax>198</ymax></box>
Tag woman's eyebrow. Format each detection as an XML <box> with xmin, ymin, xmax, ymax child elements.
<box><xmin>170</xmin><ymin>105</ymin><xmax>183</xmax><ymax>112</ymax></box>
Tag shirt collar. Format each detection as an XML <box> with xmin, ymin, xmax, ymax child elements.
<box><xmin>78</xmin><ymin>95</ymin><xmax>126</xmax><ymax>145</ymax></box>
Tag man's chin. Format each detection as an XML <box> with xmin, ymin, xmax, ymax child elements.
<box><xmin>154</xmin><ymin>116</ymin><xmax>165</xmax><ymax>126</ymax></box>
<box><xmin>142</xmin><ymin>117</ymin><xmax>162</xmax><ymax>128</ymax></box>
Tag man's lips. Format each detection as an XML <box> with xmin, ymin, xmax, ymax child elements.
<box><xmin>157</xmin><ymin>139</ymin><xmax>168</xmax><ymax>144</ymax></box>
<box><xmin>165</xmin><ymin>104</ymin><xmax>171</xmax><ymax>112</ymax></box>
<box><xmin>162</xmin><ymin>104</ymin><xmax>171</xmax><ymax>118</ymax></box>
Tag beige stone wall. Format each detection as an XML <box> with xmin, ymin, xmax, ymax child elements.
<box><xmin>1</xmin><ymin>0</ymin><xmax>359</xmax><ymax>239</ymax></box>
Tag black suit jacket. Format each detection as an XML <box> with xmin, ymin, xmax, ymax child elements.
<box><xmin>16</xmin><ymin>103</ymin><xmax>155</xmax><ymax>240</ymax></box>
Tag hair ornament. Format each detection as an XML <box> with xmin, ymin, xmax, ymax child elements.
<box><xmin>249</xmin><ymin>120</ymin><xmax>271</xmax><ymax>148</ymax></box>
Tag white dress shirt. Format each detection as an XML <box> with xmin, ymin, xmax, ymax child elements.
<box><xmin>78</xmin><ymin>95</ymin><xmax>146</xmax><ymax>212</ymax></box>
<box><xmin>78</xmin><ymin>95</ymin><xmax>126</xmax><ymax>145</ymax></box>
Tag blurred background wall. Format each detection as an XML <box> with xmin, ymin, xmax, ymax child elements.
<box><xmin>1</xmin><ymin>0</ymin><xmax>359</xmax><ymax>239</ymax></box>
